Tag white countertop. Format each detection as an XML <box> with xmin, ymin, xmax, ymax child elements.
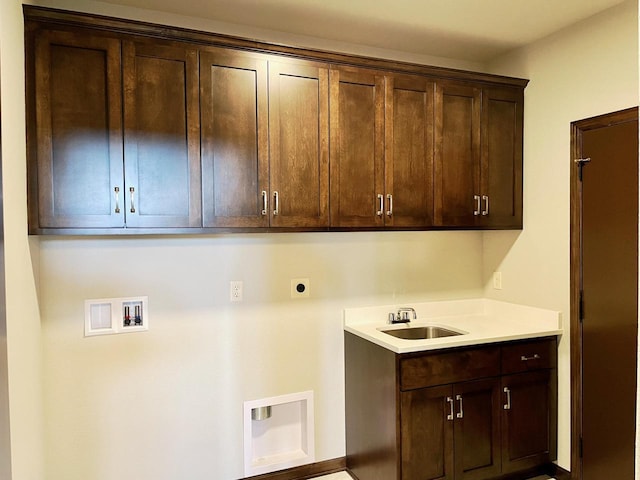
<box><xmin>344</xmin><ymin>298</ymin><xmax>562</xmax><ymax>354</ymax></box>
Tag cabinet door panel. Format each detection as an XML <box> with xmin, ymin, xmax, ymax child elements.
<box><xmin>200</xmin><ymin>50</ymin><xmax>268</xmax><ymax>227</ymax></box>
<box><xmin>34</xmin><ymin>29</ymin><xmax>124</xmax><ymax>228</ymax></box>
<box><xmin>123</xmin><ymin>41</ymin><xmax>201</xmax><ymax>228</ymax></box>
<box><xmin>330</xmin><ymin>68</ymin><xmax>385</xmax><ymax>227</ymax></box>
<box><xmin>481</xmin><ymin>87</ymin><xmax>523</xmax><ymax>228</ymax></box>
<box><xmin>401</xmin><ymin>385</ymin><xmax>454</xmax><ymax>480</ymax></box>
<box><xmin>269</xmin><ymin>60</ymin><xmax>329</xmax><ymax>228</ymax></box>
<box><xmin>502</xmin><ymin>370</ymin><xmax>554</xmax><ymax>474</ymax></box>
<box><xmin>453</xmin><ymin>379</ymin><xmax>502</xmax><ymax>480</ymax></box>
<box><xmin>385</xmin><ymin>75</ymin><xmax>435</xmax><ymax>227</ymax></box>
<box><xmin>434</xmin><ymin>82</ymin><xmax>481</xmax><ymax>227</ymax></box>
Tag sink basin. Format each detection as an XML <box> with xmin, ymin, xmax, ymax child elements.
<box><xmin>381</xmin><ymin>325</ymin><xmax>464</xmax><ymax>340</ymax></box>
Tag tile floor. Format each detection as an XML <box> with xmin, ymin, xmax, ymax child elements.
<box><xmin>310</xmin><ymin>473</ymin><xmax>555</xmax><ymax>480</ymax></box>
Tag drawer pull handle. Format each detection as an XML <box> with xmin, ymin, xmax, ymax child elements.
<box><xmin>503</xmin><ymin>387</ymin><xmax>511</xmax><ymax>410</ymax></box>
<box><xmin>446</xmin><ymin>396</ymin><xmax>454</xmax><ymax>421</ymax></box>
<box><xmin>521</xmin><ymin>354</ymin><xmax>541</xmax><ymax>361</ymax></box>
<box><xmin>473</xmin><ymin>195</ymin><xmax>481</xmax><ymax>216</ymax></box>
<box><xmin>273</xmin><ymin>191</ymin><xmax>279</xmax><ymax>216</ymax></box>
<box><xmin>386</xmin><ymin>194</ymin><xmax>393</xmax><ymax>217</ymax></box>
<box><xmin>482</xmin><ymin>195</ymin><xmax>489</xmax><ymax>216</ymax></box>
<box><xmin>456</xmin><ymin>394</ymin><xmax>463</xmax><ymax>419</ymax></box>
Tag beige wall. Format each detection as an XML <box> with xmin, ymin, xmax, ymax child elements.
<box><xmin>40</xmin><ymin>233</ymin><xmax>483</xmax><ymax>480</ymax></box>
<box><xmin>484</xmin><ymin>0</ymin><xmax>639</xmax><ymax>470</ymax></box>
<box><xmin>0</xmin><ymin>0</ymin><xmax>45</xmax><ymax>479</ymax></box>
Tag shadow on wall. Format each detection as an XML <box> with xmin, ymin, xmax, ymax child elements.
<box><xmin>482</xmin><ymin>230</ymin><xmax>521</xmax><ymax>287</ymax></box>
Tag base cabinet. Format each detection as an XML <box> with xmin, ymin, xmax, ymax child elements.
<box><xmin>501</xmin><ymin>370</ymin><xmax>555</xmax><ymax>474</ymax></box>
<box><xmin>401</xmin><ymin>379</ymin><xmax>502</xmax><ymax>480</ymax></box>
<box><xmin>345</xmin><ymin>333</ymin><xmax>557</xmax><ymax>480</ymax></box>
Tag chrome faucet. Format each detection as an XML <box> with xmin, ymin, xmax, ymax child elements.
<box><xmin>388</xmin><ymin>307</ymin><xmax>417</xmax><ymax>324</ymax></box>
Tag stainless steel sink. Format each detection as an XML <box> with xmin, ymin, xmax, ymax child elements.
<box><xmin>381</xmin><ymin>325</ymin><xmax>464</xmax><ymax>340</ymax></box>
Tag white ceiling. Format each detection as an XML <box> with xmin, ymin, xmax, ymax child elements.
<box><xmin>99</xmin><ymin>0</ymin><xmax>626</xmax><ymax>61</ymax></box>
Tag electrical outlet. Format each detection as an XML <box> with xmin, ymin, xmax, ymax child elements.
<box><xmin>493</xmin><ymin>272</ymin><xmax>503</xmax><ymax>290</ymax></box>
<box><xmin>230</xmin><ymin>281</ymin><xmax>243</xmax><ymax>302</ymax></box>
<box><xmin>291</xmin><ymin>278</ymin><xmax>310</xmax><ymax>298</ymax></box>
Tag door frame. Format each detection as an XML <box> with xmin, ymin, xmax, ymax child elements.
<box><xmin>569</xmin><ymin>106</ymin><xmax>639</xmax><ymax>479</ymax></box>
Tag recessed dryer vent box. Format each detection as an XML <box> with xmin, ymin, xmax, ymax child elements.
<box><xmin>85</xmin><ymin>296</ymin><xmax>149</xmax><ymax>337</ymax></box>
<box><xmin>243</xmin><ymin>391</ymin><xmax>314</xmax><ymax>477</ymax></box>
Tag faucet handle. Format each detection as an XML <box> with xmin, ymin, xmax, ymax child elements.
<box><xmin>388</xmin><ymin>312</ymin><xmax>397</xmax><ymax>323</ymax></box>
<box><xmin>397</xmin><ymin>307</ymin><xmax>417</xmax><ymax>321</ymax></box>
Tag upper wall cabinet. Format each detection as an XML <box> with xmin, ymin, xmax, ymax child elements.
<box><xmin>200</xmin><ymin>49</ymin><xmax>329</xmax><ymax>228</ymax></box>
<box><xmin>385</xmin><ymin>74</ymin><xmax>435</xmax><ymax>228</ymax></box>
<box><xmin>123</xmin><ymin>41</ymin><xmax>202</xmax><ymax>228</ymax></box>
<box><xmin>200</xmin><ymin>49</ymin><xmax>269</xmax><ymax>228</ymax></box>
<box><xmin>329</xmin><ymin>68</ymin><xmax>435</xmax><ymax>228</ymax></box>
<box><xmin>32</xmin><ymin>29</ymin><xmax>124</xmax><ymax>229</ymax></box>
<box><xmin>329</xmin><ymin>66</ymin><xmax>386</xmax><ymax>227</ymax></box>
<box><xmin>30</xmin><ymin>29</ymin><xmax>202</xmax><ymax>231</ymax></box>
<box><xmin>434</xmin><ymin>81</ymin><xmax>523</xmax><ymax>229</ymax></box>
<box><xmin>24</xmin><ymin>7</ymin><xmax>527</xmax><ymax>235</ymax></box>
<box><xmin>480</xmin><ymin>87</ymin><xmax>524</xmax><ymax>228</ymax></box>
<box><xmin>268</xmin><ymin>59</ymin><xmax>330</xmax><ymax>228</ymax></box>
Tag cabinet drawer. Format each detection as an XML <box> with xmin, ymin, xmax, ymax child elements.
<box><xmin>400</xmin><ymin>346</ymin><xmax>500</xmax><ymax>391</ymax></box>
<box><xmin>501</xmin><ymin>338</ymin><xmax>557</xmax><ymax>374</ymax></box>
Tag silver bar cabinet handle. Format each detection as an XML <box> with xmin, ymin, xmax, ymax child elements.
<box><xmin>273</xmin><ymin>191</ymin><xmax>279</xmax><ymax>216</ymax></box>
<box><xmin>503</xmin><ymin>387</ymin><xmax>512</xmax><ymax>410</ymax></box>
<box><xmin>376</xmin><ymin>194</ymin><xmax>384</xmax><ymax>216</ymax></box>
<box><xmin>446</xmin><ymin>396</ymin><xmax>454</xmax><ymax>421</ymax></box>
<box><xmin>386</xmin><ymin>194</ymin><xmax>393</xmax><ymax>216</ymax></box>
<box><xmin>521</xmin><ymin>354</ymin><xmax>541</xmax><ymax>362</ymax></box>
<box><xmin>129</xmin><ymin>187</ymin><xmax>136</xmax><ymax>213</ymax></box>
<box><xmin>261</xmin><ymin>191</ymin><xmax>268</xmax><ymax>216</ymax></box>
<box><xmin>482</xmin><ymin>195</ymin><xmax>489</xmax><ymax>216</ymax></box>
<box><xmin>114</xmin><ymin>187</ymin><xmax>121</xmax><ymax>214</ymax></box>
<box><xmin>456</xmin><ymin>394</ymin><xmax>463</xmax><ymax>419</ymax></box>
<box><xmin>473</xmin><ymin>195</ymin><xmax>481</xmax><ymax>216</ymax></box>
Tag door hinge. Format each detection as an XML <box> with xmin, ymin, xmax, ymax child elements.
<box><xmin>579</xmin><ymin>436</ymin><xmax>583</xmax><ymax>458</ymax></box>
<box><xmin>575</xmin><ymin>157</ymin><xmax>591</xmax><ymax>181</ymax></box>
<box><xmin>579</xmin><ymin>290</ymin><xmax>584</xmax><ymax>322</ymax></box>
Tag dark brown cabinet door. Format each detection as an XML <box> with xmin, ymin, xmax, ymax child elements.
<box><xmin>401</xmin><ymin>385</ymin><xmax>454</xmax><ymax>480</ymax></box>
<box><xmin>269</xmin><ymin>60</ymin><xmax>329</xmax><ymax>228</ymax></box>
<box><xmin>200</xmin><ymin>49</ymin><xmax>269</xmax><ymax>228</ymax></box>
<box><xmin>434</xmin><ymin>82</ymin><xmax>481</xmax><ymax>227</ymax></box>
<box><xmin>123</xmin><ymin>41</ymin><xmax>201</xmax><ymax>228</ymax></box>
<box><xmin>480</xmin><ymin>87</ymin><xmax>523</xmax><ymax>228</ymax></box>
<box><xmin>385</xmin><ymin>74</ymin><xmax>435</xmax><ymax>227</ymax></box>
<box><xmin>330</xmin><ymin>67</ymin><xmax>385</xmax><ymax>227</ymax></box>
<box><xmin>501</xmin><ymin>370</ymin><xmax>553</xmax><ymax>474</ymax></box>
<box><xmin>33</xmin><ymin>29</ymin><xmax>124</xmax><ymax>228</ymax></box>
<box><xmin>453</xmin><ymin>379</ymin><xmax>502</xmax><ymax>480</ymax></box>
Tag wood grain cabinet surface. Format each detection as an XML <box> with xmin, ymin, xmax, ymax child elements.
<box><xmin>329</xmin><ymin>67</ymin><xmax>435</xmax><ymax>228</ymax></box>
<box><xmin>200</xmin><ymin>50</ymin><xmax>329</xmax><ymax>228</ymax></box>
<box><xmin>31</xmin><ymin>29</ymin><xmax>124</xmax><ymax>229</ymax></box>
<box><xmin>30</xmin><ymin>29</ymin><xmax>202</xmax><ymax>230</ymax></box>
<box><xmin>25</xmin><ymin>7</ymin><xmax>527</xmax><ymax>235</ymax></box>
<box><xmin>345</xmin><ymin>333</ymin><xmax>557</xmax><ymax>480</ymax></box>
<box><xmin>435</xmin><ymin>82</ymin><xmax>523</xmax><ymax>228</ymax></box>
<box><xmin>123</xmin><ymin>40</ymin><xmax>201</xmax><ymax>228</ymax></box>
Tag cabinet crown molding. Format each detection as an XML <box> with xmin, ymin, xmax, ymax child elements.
<box><xmin>23</xmin><ymin>5</ymin><xmax>528</xmax><ymax>89</ymax></box>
